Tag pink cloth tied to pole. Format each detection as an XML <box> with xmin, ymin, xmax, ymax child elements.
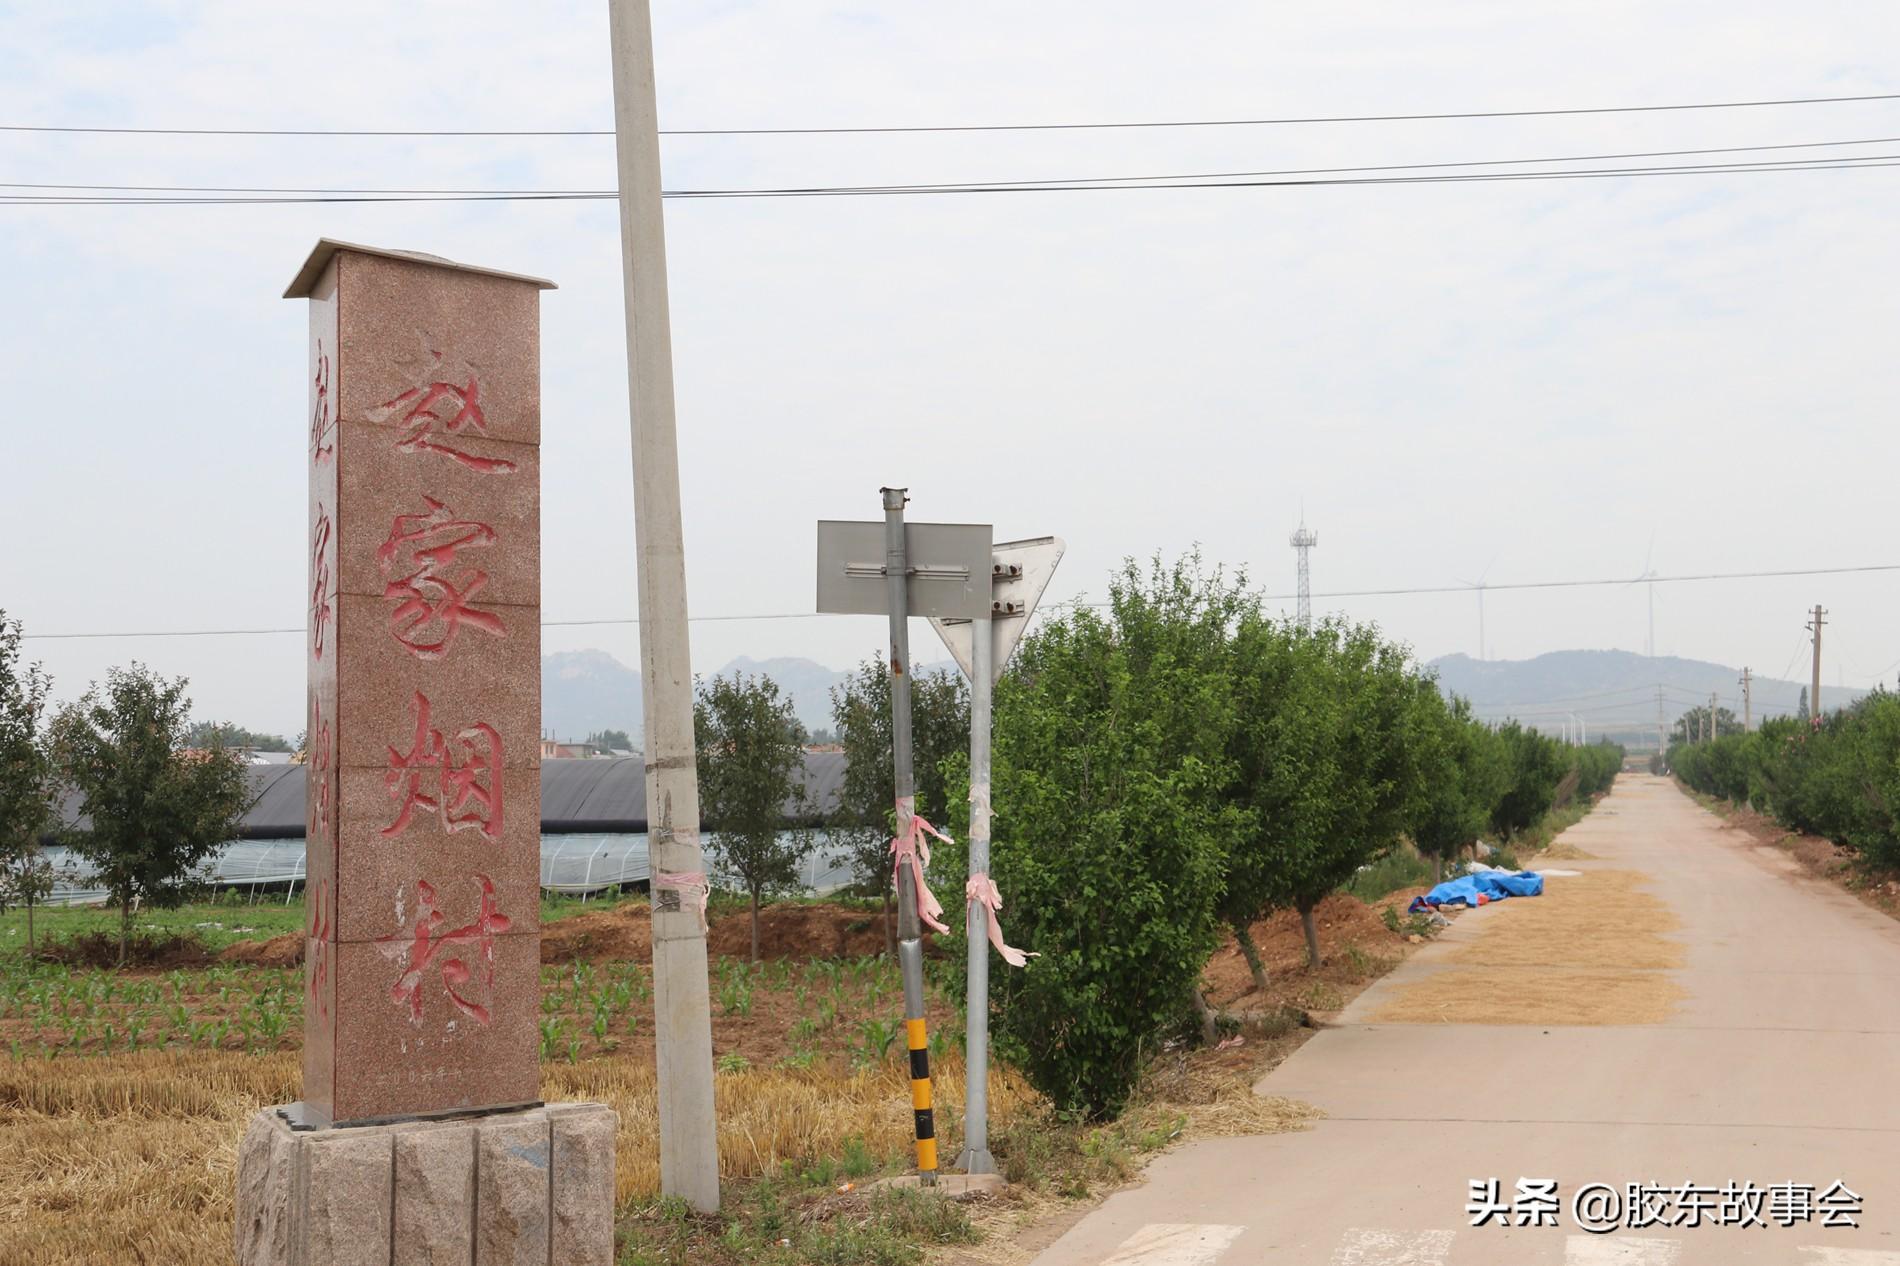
<box><xmin>889</xmin><ymin>806</ymin><xmax>951</xmax><ymax>935</ymax></box>
<box><xmin>655</xmin><ymin>870</ymin><xmax>710</xmax><ymax>932</ymax></box>
<box><xmin>965</xmin><ymin>873</ymin><xmax>1036</xmax><ymax>968</ymax></box>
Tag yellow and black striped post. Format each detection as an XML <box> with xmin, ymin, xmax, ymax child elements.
<box><xmin>906</xmin><ymin>1016</ymin><xmax>937</xmax><ymax>1177</ymax></box>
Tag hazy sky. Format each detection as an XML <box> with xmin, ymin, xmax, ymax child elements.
<box><xmin>4</xmin><ymin>1</ymin><xmax>1899</xmax><ymax>740</ymax></box>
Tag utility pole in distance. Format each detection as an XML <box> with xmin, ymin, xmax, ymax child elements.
<box><xmin>1740</xmin><ymin>667</ymin><xmax>1753</xmax><ymax>732</ymax></box>
<box><xmin>1809</xmin><ymin>605</ymin><xmax>1827</xmax><ymax>723</ymax></box>
<box><xmin>1656</xmin><ymin>685</ymin><xmax>1666</xmax><ymax>756</ymax></box>
<box><xmin>1710</xmin><ymin>692</ymin><xmax>1719</xmax><ymax>740</ymax></box>
<box><xmin>607</xmin><ymin>0</ymin><xmax>719</xmax><ymax>1212</ymax></box>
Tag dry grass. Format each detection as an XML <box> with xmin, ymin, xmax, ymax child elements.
<box><xmin>0</xmin><ymin>1050</ymin><xmax>1043</xmax><ymax>1266</ymax></box>
<box><xmin>1369</xmin><ymin>869</ymin><xmax>1687</xmax><ymax>1026</ymax></box>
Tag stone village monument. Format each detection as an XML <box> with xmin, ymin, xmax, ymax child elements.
<box><xmin>234</xmin><ymin>241</ymin><xmax>616</xmax><ymax>1266</ymax></box>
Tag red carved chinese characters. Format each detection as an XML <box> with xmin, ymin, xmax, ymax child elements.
<box><xmin>309</xmin><ymin>342</ymin><xmax>334</xmax><ymax>465</ymax></box>
<box><xmin>310</xmin><ymin>507</ymin><xmax>333</xmax><ymax>661</ymax></box>
<box><xmin>376</xmin><ymin>497</ymin><xmax>505</xmax><ymax>658</ymax></box>
<box><xmin>382</xmin><ymin>690</ymin><xmax>504</xmax><ymax>840</ymax></box>
<box><xmin>376</xmin><ymin>874</ymin><xmax>512</xmax><ymax>1025</ymax></box>
<box><xmin>307</xmin><ymin>694</ymin><xmax>333</xmax><ymax>842</ymax></box>
<box><xmin>307</xmin><ymin>879</ymin><xmax>332</xmax><ymax>1019</ymax></box>
<box><xmin>367</xmin><ymin>346</ymin><xmax>517</xmax><ymax>475</ymax></box>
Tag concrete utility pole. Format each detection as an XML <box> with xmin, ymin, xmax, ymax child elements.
<box><xmin>1740</xmin><ymin>667</ymin><xmax>1753</xmax><ymax>732</ymax></box>
<box><xmin>1810</xmin><ymin>605</ymin><xmax>1828</xmax><ymax>722</ymax></box>
<box><xmin>1710</xmin><ymin>692</ymin><xmax>1719</xmax><ymax>740</ymax></box>
<box><xmin>606</xmin><ymin>0</ymin><xmax>719</xmax><ymax>1212</ymax></box>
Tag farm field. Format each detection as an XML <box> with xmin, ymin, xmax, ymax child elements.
<box><xmin>0</xmin><ymin>886</ymin><xmax>1422</xmax><ymax>1266</ymax></box>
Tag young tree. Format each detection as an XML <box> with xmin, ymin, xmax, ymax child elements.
<box><xmin>825</xmin><ymin>654</ymin><xmax>968</xmax><ymax>955</ymax></box>
<box><xmin>1409</xmin><ymin>693</ymin><xmax>1510</xmax><ymax>881</ymax></box>
<box><xmin>694</xmin><ymin>672</ymin><xmax>808</xmax><ymax>961</ymax></box>
<box><xmin>50</xmin><ymin>665</ymin><xmax>249</xmax><ymax>964</ymax></box>
<box><xmin>941</xmin><ymin>555</ymin><xmax>1250</xmax><ymax>1116</ymax></box>
<box><xmin>1281</xmin><ymin>622</ymin><xmax>1432</xmax><ymax>967</ymax></box>
<box><xmin>1489</xmin><ymin>721</ymin><xmax>1568</xmax><ymax>840</ymax></box>
<box><xmin>1215</xmin><ymin>610</ymin><xmax>1325</xmax><ymax>992</ymax></box>
<box><xmin>0</xmin><ymin>612</ymin><xmax>58</xmax><ymax>956</ymax></box>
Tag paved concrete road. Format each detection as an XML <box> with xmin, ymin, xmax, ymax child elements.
<box><xmin>1029</xmin><ymin>776</ymin><xmax>1900</xmax><ymax>1265</ymax></box>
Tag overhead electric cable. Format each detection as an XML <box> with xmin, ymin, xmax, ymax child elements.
<box><xmin>22</xmin><ymin>561</ymin><xmax>1900</xmax><ymax>641</ymax></box>
<box><xmin>6</xmin><ymin>90</ymin><xmax>1898</xmax><ymax>137</ymax></box>
<box><xmin>11</xmin><ymin>153</ymin><xmax>1900</xmax><ymax>206</ymax></box>
<box><xmin>11</xmin><ymin>131</ymin><xmax>1900</xmax><ymax>200</ymax></box>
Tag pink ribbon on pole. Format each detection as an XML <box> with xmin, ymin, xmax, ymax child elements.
<box><xmin>655</xmin><ymin>870</ymin><xmax>710</xmax><ymax>932</ymax></box>
<box><xmin>965</xmin><ymin>873</ymin><xmax>1036</xmax><ymax>968</ymax></box>
<box><xmin>889</xmin><ymin>799</ymin><xmax>951</xmax><ymax>935</ymax></box>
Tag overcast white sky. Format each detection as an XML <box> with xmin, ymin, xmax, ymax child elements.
<box><xmin>4</xmin><ymin>1</ymin><xmax>1899</xmax><ymax>739</ymax></box>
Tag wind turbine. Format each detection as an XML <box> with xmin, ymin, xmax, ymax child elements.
<box><xmin>1626</xmin><ymin>534</ymin><xmax>1659</xmax><ymax>660</ymax></box>
<box><xmin>1455</xmin><ymin>558</ymin><xmax>1497</xmax><ymax>661</ymax></box>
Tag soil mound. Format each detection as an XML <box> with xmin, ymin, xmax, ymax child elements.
<box><xmin>39</xmin><ymin>930</ymin><xmax>215</xmax><ymax>970</ymax></box>
<box><xmin>219</xmin><ymin>932</ymin><xmax>304</xmax><ymax>968</ymax></box>
<box><xmin>1201</xmin><ymin>892</ymin><xmax>1407</xmax><ymax>1004</ymax></box>
<box><xmin>543</xmin><ymin>900</ymin><xmax>891</xmax><ymax>964</ymax></box>
<box><xmin>707</xmin><ymin>902</ymin><xmax>889</xmax><ymax>960</ymax></box>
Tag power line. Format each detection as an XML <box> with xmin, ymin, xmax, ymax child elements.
<box><xmin>22</xmin><ymin>560</ymin><xmax>1900</xmax><ymax>642</ymax></box>
<box><xmin>6</xmin><ymin>90</ymin><xmax>1899</xmax><ymax>138</ymax></box>
<box><xmin>1273</xmin><ymin>561</ymin><xmax>1900</xmax><ymax>602</ymax></box>
<box><xmin>10</xmin><ymin>153</ymin><xmax>1900</xmax><ymax>207</ymax></box>
<box><xmin>11</xmin><ymin>132</ymin><xmax>1900</xmax><ymax>200</ymax></box>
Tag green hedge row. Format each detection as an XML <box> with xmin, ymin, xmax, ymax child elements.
<box><xmin>1671</xmin><ymin>690</ymin><xmax>1900</xmax><ymax>870</ymax></box>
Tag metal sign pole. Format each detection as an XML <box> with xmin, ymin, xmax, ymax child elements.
<box><xmin>882</xmin><ymin>486</ymin><xmax>937</xmax><ymax>1185</ymax></box>
<box><xmin>957</xmin><ymin>615</ymin><xmax>997</xmax><ymax>1174</ymax></box>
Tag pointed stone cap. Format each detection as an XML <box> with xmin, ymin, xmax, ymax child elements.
<box><xmin>284</xmin><ymin>238</ymin><xmax>557</xmax><ymax>298</ymax></box>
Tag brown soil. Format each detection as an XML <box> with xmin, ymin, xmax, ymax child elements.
<box><xmin>1200</xmin><ymin>892</ymin><xmax>1425</xmax><ymax>1015</ymax></box>
<box><xmin>39</xmin><ymin>931</ymin><xmax>215</xmax><ymax>970</ymax></box>
<box><xmin>540</xmin><ymin>901</ymin><xmax>891</xmax><ymax>966</ymax></box>
<box><xmin>222</xmin><ymin>900</ymin><xmax>896</xmax><ymax>968</ymax></box>
<box><xmin>218</xmin><ymin>932</ymin><xmax>302</xmax><ymax>968</ymax></box>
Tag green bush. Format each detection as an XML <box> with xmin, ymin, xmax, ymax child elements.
<box><xmin>1672</xmin><ymin>691</ymin><xmax>1900</xmax><ymax>870</ymax></box>
<box><xmin>940</xmin><ymin>556</ymin><xmax>1249</xmax><ymax>1119</ymax></box>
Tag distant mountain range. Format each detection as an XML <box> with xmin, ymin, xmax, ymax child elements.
<box><xmin>1426</xmin><ymin>649</ymin><xmax>1862</xmax><ymax>746</ymax></box>
<box><xmin>541</xmin><ymin>650</ymin><xmax>954</xmax><ymax>744</ymax></box>
<box><xmin>545</xmin><ymin>645</ymin><xmax>1859</xmax><ymax>752</ymax></box>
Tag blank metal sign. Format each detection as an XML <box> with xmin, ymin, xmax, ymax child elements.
<box><xmin>816</xmin><ymin>520</ymin><xmax>993</xmax><ymax>621</ymax></box>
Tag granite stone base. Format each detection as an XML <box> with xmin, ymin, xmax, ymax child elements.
<box><xmin>235</xmin><ymin>1101</ymin><xmax>616</xmax><ymax>1266</ymax></box>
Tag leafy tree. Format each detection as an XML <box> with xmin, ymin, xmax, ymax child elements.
<box><xmin>183</xmin><ymin>721</ymin><xmax>291</xmax><ymax>752</ymax></box>
<box><xmin>0</xmin><ymin>612</ymin><xmax>58</xmax><ymax>955</ymax></box>
<box><xmin>825</xmin><ymin>654</ymin><xmax>968</xmax><ymax>955</ymax></box>
<box><xmin>50</xmin><ymin>665</ymin><xmax>250</xmax><ymax>964</ymax></box>
<box><xmin>1489</xmin><ymin>721</ymin><xmax>1568</xmax><ymax>840</ymax></box>
<box><xmin>939</xmin><ymin>555</ymin><xmax>1249</xmax><ymax>1117</ymax></box>
<box><xmin>585</xmin><ymin>728</ymin><xmax>633</xmax><ymax>752</ymax></box>
<box><xmin>1671</xmin><ymin>705</ymin><xmax>1742</xmax><ymax>745</ymax></box>
<box><xmin>1214</xmin><ymin>610</ymin><xmax>1322</xmax><ymax>991</ymax></box>
<box><xmin>1268</xmin><ymin>620</ymin><xmax>1432</xmax><ymax>967</ymax></box>
<box><xmin>694</xmin><ymin>672</ymin><xmax>808</xmax><ymax>961</ymax></box>
<box><xmin>1409</xmin><ymin>693</ymin><xmax>1510</xmax><ymax>883</ymax></box>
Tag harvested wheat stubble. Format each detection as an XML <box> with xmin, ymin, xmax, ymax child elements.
<box><xmin>0</xmin><ymin>1047</ymin><xmax>1043</xmax><ymax>1266</ymax></box>
<box><xmin>1370</xmin><ymin>869</ymin><xmax>1686</xmax><ymax>1026</ymax></box>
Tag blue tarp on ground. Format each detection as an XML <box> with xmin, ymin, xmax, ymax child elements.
<box><xmin>1408</xmin><ymin>870</ymin><xmax>1545</xmax><ymax>912</ymax></box>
